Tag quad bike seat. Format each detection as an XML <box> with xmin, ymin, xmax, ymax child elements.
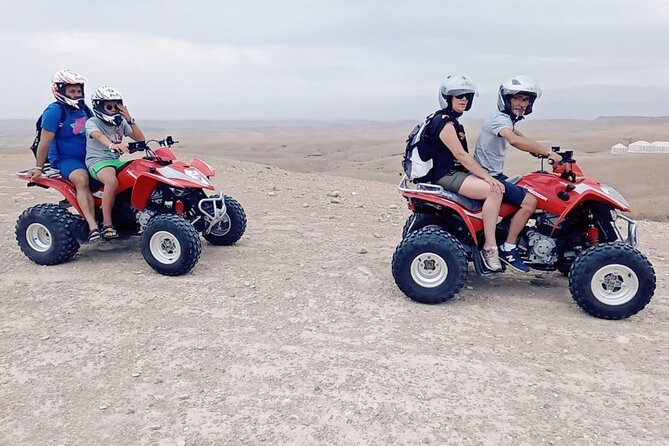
<box><xmin>439</xmin><ymin>190</ymin><xmax>483</xmax><ymax>212</ymax></box>
<box><xmin>16</xmin><ymin>164</ymin><xmax>62</xmax><ymax>178</ymax></box>
<box><xmin>17</xmin><ymin>164</ymin><xmax>103</xmax><ymax>190</ymax></box>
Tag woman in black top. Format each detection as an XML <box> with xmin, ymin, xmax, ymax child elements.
<box><xmin>426</xmin><ymin>75</ymin><xmax>505</xmax><ymax>271</ymax></box>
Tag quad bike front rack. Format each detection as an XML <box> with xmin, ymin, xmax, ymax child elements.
<box><xmin>197</xmin><ymin>194</ymin><xmax>228</xmax><ymax>234</ymax></box>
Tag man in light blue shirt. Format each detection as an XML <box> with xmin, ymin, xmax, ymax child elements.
<box><xmin>474</xmin><ymin>75</ymin><xmax>561</xmax><ymax>272</ymax></box>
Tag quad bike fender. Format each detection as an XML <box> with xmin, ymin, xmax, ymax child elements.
<box><xmin>18</xmin><ymin>176</ymin><xmax>83</xmax><ymax>214</ymax></box>
<box><xmin>556</xmin><ymin>187</ymin><xmax>630</xmax><ymax>227</ymax></box>
<box><xmin>131</xmin><ymin>172</ymin><xmax>184</xmax><ymax>211</ymax></box>
<box><xmin>404</xmin><ymin>191</ymin><xmax>480</xmax><ymax>239</ymax></box>
<box><xmin>189</xmin><ymin>157</ymin><xmax>215</xmax><ymax>177</ymax></box>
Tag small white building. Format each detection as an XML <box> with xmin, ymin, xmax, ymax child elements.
<box><xmin>628</xmin><ymin>140</ymin><xmax>651</xmax><ymax>153</ymax></box>
<box><xmin>650</xmin><ymin>141</ymin><xmax>669</xmax><ymax>153</ymax></box>
<box><xmin>610</xmin><ymin>143</ymin><xmax>628</xmax><ymax>155</ymax></box>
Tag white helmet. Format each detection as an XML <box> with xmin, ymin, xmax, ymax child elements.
<box><xmin>52</xmin><ymin>69</ymin><xmax>87</xmax><ymax>109</ymax></box>
<box><xmin>497</xmin><ymin>75</ymin><xmax>542</xmax><ymax>117</ymax></box>
<box><xmin>438</xmin><ymin>75</ymin><xmax>478</xmax><ymax>111</ymax></box>
<box><xmin>92</xmin><ymin>86</ymin><xmax>125</xmax><ymax>125</ymax></box>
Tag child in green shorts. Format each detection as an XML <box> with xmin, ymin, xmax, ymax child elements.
<box><xmin>85</xmin><ymin>86</ymin><xmax>145</xmax><ymax>239</ymax></box>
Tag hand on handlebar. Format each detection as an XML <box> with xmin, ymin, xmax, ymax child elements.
<box><xmin>109</xmin><ymin>143</ymin><xmax>129</xmax><ymax>154</ymax></box>
<box><xmin>547</xmin><ymin>151</ymin><xmax>562</xmax><ymax>165</ymax></box>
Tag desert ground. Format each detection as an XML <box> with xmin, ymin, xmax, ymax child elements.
<box><xmin>1</xmin><ymin>119</ymin><xmax>668</xmax><ymax>445</ymax></box>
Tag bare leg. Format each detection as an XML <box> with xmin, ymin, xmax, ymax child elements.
<box><xmin>506</xmin><ymin>193</ymin><xmax>537</xmax><ymax>245</ymax></box>
<box><xmin>68</xmin><ymin>169</ymin><xmax>98</xmax><ymax>231</ymax></box>
<box><xmin>95</xmin><ymin>167</ymin><xmax>119</xmax><ymax>227</ymax></box>
<box><xmin>457</xmin><ymin>175</ymin><xmax>503</xmax><ymax>249</ymax></box>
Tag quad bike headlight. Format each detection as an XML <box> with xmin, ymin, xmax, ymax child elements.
<box><xmin>184</xmin><ymin>167</ymin><xmax>211</xmax><ymax>186</ymax></box>
<box><xmin>600</xmin><ymin>185</ymin><xmax>629</xmax><ymax>209</ymax></box>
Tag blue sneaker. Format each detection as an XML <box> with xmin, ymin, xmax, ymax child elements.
<box><xmin>498</xmin><ymin>247</ymin><xmax>530</xmax><ymax>273</ymax></box>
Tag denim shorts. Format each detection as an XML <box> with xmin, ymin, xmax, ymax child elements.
<box><xmin>495</xmin><ymin>173</ymin><xmax>527</xmax><ymax>207</ymax></box>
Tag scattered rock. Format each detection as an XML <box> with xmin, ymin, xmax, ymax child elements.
<box><xmin>358</xmin><ymin>248</ymin><xmax>368</xmax><ymax>254</ymax></box>
<box><xmin>268</xmin><ymin>191</ymin><xmax>277</xmax><ymax>196</ymax></box>
<box><xmin>302</xmin><ymin>203</ymin><xmax>310</xmax><ymax>208</ymax></box>
<box><xmin>617</xmin><ymin>336</ymin><xmax>630</xmax><ymax>344</ymax></box>
<box><xmin>131</xmin><ymin>372</ymin><xmax>141</xmax><ymax>378</ymax></box>
<box><xmin>40</xmin><ymin>335</ymin><xmax>50</xmax><ymax>341</ymax></box>
<box><xmin>327</xmin><ymin>190</ymin><xmax>341</xmax><ymax>198</ymax></box>
<box><xmin>330</xmin><ymin>199</ymin><xmax>341</xmax><ymax>204</ymax></box>
<box><xmin>149</xmin><ymin>424</ymin><xmax>162</xmax><ymax>431</ymax></box>
<box><xmin>99</xmin><ymin>405</ymin><xmax>108</xmax><ymax>410</ymax></box>
<box><xmin>388</xmin><ymin>204</ymin><xmax>398</xmax><ymax>209</ymax></box>
<box><xmin>177</xmin><ymin>394</ymin><xmax>190</xmax><ymax>400</ymax></box>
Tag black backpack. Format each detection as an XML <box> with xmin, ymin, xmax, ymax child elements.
<box><xmin>30</xmin><ymin>102</ymin><xmax>93</xmax><ymax>158</ymax></box>
<box><xmin>402</xmin><ymin>111</ymin><xmax>438</xmax><ymax>181</ymax></box>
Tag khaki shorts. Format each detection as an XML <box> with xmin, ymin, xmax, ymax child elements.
<box><xmin>435</xmin><ymin>170</ymin><xmax>469</xmax><ymax>193</ymax></box>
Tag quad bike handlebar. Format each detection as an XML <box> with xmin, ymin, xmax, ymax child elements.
<box><xmin>128</xmin><ymin>136</ymin><xmax>179</xmax><ymax>153</ymax></box>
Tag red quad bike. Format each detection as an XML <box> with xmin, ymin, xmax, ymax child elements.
<box><xmin>392</xmin><ymin>147</ymin><xmax>656</xmax><ymax>319</ymax></box>
<box><xmin>16</xmin><ymin>136</ymin><xmax>246</xmax><ymax>276</ymax></box>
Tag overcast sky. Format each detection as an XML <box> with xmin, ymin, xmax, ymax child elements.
<box><xmin>1</xmin><ymin>0</ymin><xmax>668</xmax><ymax>120</ymax></box>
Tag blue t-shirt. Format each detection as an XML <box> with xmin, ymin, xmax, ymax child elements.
<box><xmin>41</xmin><ymin>102</ymin><xmax>89</xmax><ymax>163</ymax></box>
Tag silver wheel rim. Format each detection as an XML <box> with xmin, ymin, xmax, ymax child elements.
<box><xmin>590</xmin><ymin>264</ymin><xmax>639</xmax><ymax>306</ymax></box>
<box><xmin>26</xmin><ymin>223</ymin><xmax>52</xmax><ymax>252</ymax></box>
<box><xmin>209</xmin><ymin>214</ymin><xmax>231</xmax><ymax>236</ymax></box>
<box><xmin>410</xmin><ymin>252</ymin><xmax>449</xmax><ymax>288</ymax></box>
<box><xmin>149</xmin><ymin>231</ymin><xmax>181</xmax><ymax>265</ymax></box>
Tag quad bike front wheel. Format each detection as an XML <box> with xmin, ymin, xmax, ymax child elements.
<box><xmin>202</xmin><ymin>195</ymin><xmax>247</xmax><ymax>246</ymax></box>
<box><xmin>15</xmin><ymin>204</ymin><xmax>81</xmax><ymax>265</ymax></box>
<box><xmin>141</xmin><ymin>214</ymin><xmax>202</xmax><ymax>276</ymax></box>
<box><xmin>392</xmin><ymin>226</ymin><xmax>468</xmax><ymax>304</ymax></box>
<box><xmin>401</xmin><ymin>212</ymin><xmax>440</xmax><ymax>239</ymax></box>
<box><xmin>568</xmin><ymin>242</ymin><xmax>655</xmax><ymax>319</ymax></box>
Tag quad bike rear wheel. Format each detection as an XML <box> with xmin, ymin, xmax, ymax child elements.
<box><xmin>15</xmin><ymin>204</ymin><xmax>81</xmax><ymax>265</ymax></box>
<box><xmin>202</xmin><ymin>195</ymin><xmax>247</xmax><ymax>246</ymax></box>
<box><xmin>141</xmin><ymin>214</ymin><xmax>202</xmax><ymax>276</ymax></box>
<box><xmin>568</xmin><ymin>242</ymin><xmax>655</xmax><ymax>319</ymax></box>
<box><xmin>392</xmin><ymin>226</ymin><xmax>468</xmax><ymax>304</ymax></box>
<box><xmin>401</xmin><ymin>212</ymin><xmax>440</xmax><ymax>239</ymax></box>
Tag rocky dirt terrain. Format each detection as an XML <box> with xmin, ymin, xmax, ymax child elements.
<box><xmin>1</xmin><ymin>150</ymin><xmax>668</xmax><ymax>445</ymax></box>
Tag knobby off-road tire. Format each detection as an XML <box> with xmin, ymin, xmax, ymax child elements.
<box><xmin>401</xmin><ymin>212</ymin><xmax>440</xmax><ymax>239</ymax></box>
<box><xmin>392</xmin><ymin>226</ymin><xmax>468</xmax><ymax>304</ymax></box>
<box><xmin>203</xmin><ymin>195</ymin><xmax>247</xmax><ymax>246</ymax></box>
<box><xmin>15</xmin><ymin>204</ymin><xmax>81</xmax><ymax>265</ymax></box>
<box><xmin>568</xmin><ymin>242</ymin><xmax>655</xmax><ymax>319</ymax></box>
<box><xmin>141</xmin><ymin>214</ymin><xmax>202</xmax><ymax>276</ymax></box>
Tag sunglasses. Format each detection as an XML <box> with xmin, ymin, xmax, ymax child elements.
<box><xmin>454</xmin><ymin>94</ymin><xmax>472</xmax><ymax>100</ymax></box>
<box><xmin>103</xmin><ymin>103</ymin><xmax>120</xmax><ymax>112</ymax></box>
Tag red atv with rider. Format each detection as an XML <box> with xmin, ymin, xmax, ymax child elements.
<box><xmin>391</xmin><ymin>147</ymin><xmax>655</xmax><ymax>319</ymax></box>
<box><xmin>15</xmin><ymin>136</ymin><xmax>246</xmax><ymax>276</ymax></box>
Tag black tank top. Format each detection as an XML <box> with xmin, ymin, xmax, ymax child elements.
<box><xmin>420</xmin><ymin>110</ymin><xmax>469</xmax><ymax>182</ymax></box>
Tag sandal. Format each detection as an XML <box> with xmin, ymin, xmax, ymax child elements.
<box><xmin>88</xmin><ymin>228</ymin><xmax>102</xmax><ymax>244</ymax></box>
<box><xmin>101</xmin><ymin>225</ymin><xmax>118</xmax><ymax>240</ymax></box>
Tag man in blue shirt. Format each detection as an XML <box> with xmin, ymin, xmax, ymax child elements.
<box><xmin>28</xmin><ymin>70</ymin><xmax>101</xmax><ymax>242</ymax></box>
